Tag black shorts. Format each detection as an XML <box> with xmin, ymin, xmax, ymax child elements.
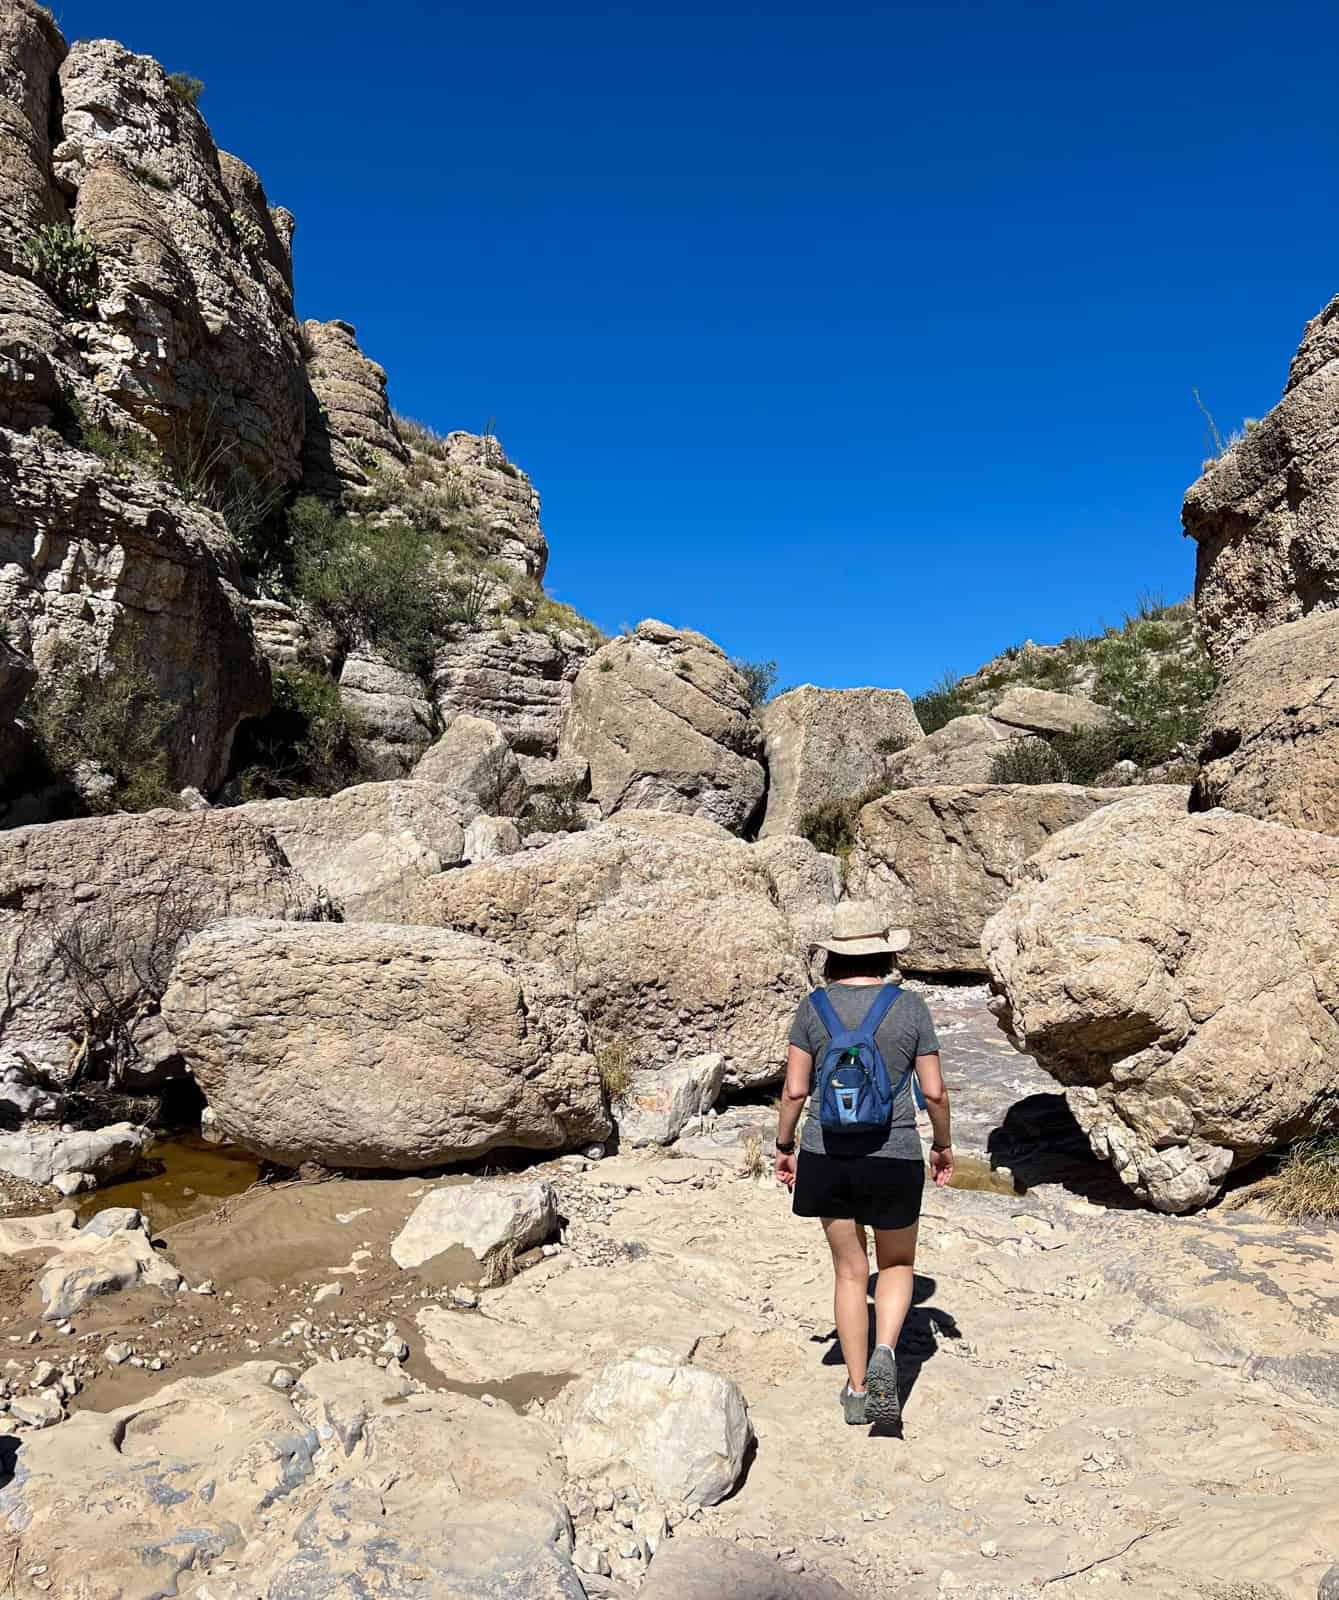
<box><xmin>792</xmin><ymin>1151</ymin><xmax>925</xmax><ymax>1230</ymax></box>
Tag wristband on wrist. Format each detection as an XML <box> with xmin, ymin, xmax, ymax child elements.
<box><xmin>775</xmin><ymin>1137</ymin><xmax>796</xmax><ymax>1155</ymax></box>
<box><xmin>932</xmin><ymin>1141</ymin><xmax>952</xmax><ymax>1152</ymax></box>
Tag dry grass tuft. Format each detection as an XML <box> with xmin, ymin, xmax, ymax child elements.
<box><xmin>740</xmin><ymin>1134</ymin><xmax>767</xmax><ymax>1181</ymax></box>
<box><xmin>481</xmin><ymin>1239</ymin><xmax>517</xmax><ymax>1288</ymax></box>
<box><xmin>1253</xmin><ymin>1134</ymin><xmax>1339</xmax><ymax>1223</ymax></box>
<box><xmin>596</xmin><ymin>1042</ymin><xmax>633</xmax><ymax>1103</ymax></box>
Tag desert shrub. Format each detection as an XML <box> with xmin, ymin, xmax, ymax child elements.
<box><xmin>231</xmin><ymin>664</ymin><xmax>363</xmax><ymax>800</ymax></box>
<box><xmin>596</xmin><ymin>1041</ymin><xmax>633</xmax><ymax>1102</ymax></box>
<box><xmin>988</xmin><ymin>738</ymin><xmax>1064</xmax><ymax>785</ymax></box>
<box><xmin>1255</xmin><ymin>1134</ymin><xmax>1339</xmax><ymax>1223</ymax></box>
<box><xmin>913</xmin><ymin>671</ymin><xmax>975</xmax><ymax>734</ymax></box>
<box><xmin>232</xmin><ymin>207</ymin><xmax>264</xmax><ymax>255</ymax></box>
<box><xmin>167</xmin><ymin>72</ymin><xmax>204</xmax><ymax>105</ymax></box>
<box><xmin>1089</xmin><ymin>618</ymin><xmax>1217</xmax><ymax>765</ymax></box>
<box><xmin>132</xmin><ymin>162</ymin><xmax>173</xmax><ymax>192</ymax></box>
<box><xmin>739</xmin><ymin>1134</ymin><xmax>767</xmax><ymax>1180</ymax></box>
<box><xmin>732</xmin><ymin>657</ymin><xmax>778</xmax><ymax>708</ymax></box>
<box><xmin>27</xmin><ymin>631</ymin><xmax>178</xmax><ymax>815</ymax></box>
<box><xmin>75</xmin><ymin>410</ymin><xmax>164</xmax><ymax>482</ymax></box>
<box><xmin>170</xmin><ymin>407</ymin><xmax>285</xmax><ymax>554</ymax></box>
<box><xmin>530</xmin><ymin>596</ymin><xmax>606</xmax><ymax>646</ymax></box>
<box><xmin>798</xmin><ymin>782</ymin><xmax>891</xmax><ymax>863</ymax></box>
<box><xmin>395</xmin><ymin>413</ymin><xmax>453</xmax><ymax>460</ymax></box>
<box><xmin>519</xmin><ymin>776</ymin><xmax>589</xmax><ymax>836</ymax></box>
<box><xmin>875</xmin><ymin>732</ymin><xmax>910</xmax><ymax>758</ymax></box>
<box><xmin>25</xmin><ymin>222</ymin><xmax>99</xmax><ymax>313</ymax></box>
<box><xmin>598</xmin><ymin>657</ymin><xmax>613</xmax><ymax>672</ymax></box>
<box><xmin>1048</xmin><ymin>724</ymin><xmax>1130</xmax><ymax>784</ymax></box>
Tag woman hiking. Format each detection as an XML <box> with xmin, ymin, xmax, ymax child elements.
<box><xmin>774</xmin><ymin>902</ymin><xmax>954</xmax><ymax>1428</ymax></box>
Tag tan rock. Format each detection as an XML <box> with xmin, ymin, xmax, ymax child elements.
<box><xmin>232</xmin><ymin>780</ymin><xmax>468</xmax><ymax>919</ymax></box>
<box><xmin>751</xmin><ymin>833</ymin><xmax>842</xmax><ymax>948</ymax></box>
<box><xmin>0</xmin><ymin>807</ymin><xmax>319</xmax><ymax>1078</ymax></box>
<box><xmin>983</xmin><ymin>791</ymin><xmax>1339</xmax><ymax>1210</ymax></box>
<box><xmin>560</xmin><ymin>620</ymin><xmax>766</xmax><ymax>833</ymax></box>
<box><xmin>412</xmin><ymin>712</ymin><xmax>528</xmax><ymax>816</ymax></box>
<box><xmin>879</xmin><ymin>713</ymin><xmax>1015</xmax><ymax>786</ymax></box>
<box><xmin>990</xmin><ymin>685</ymin><xmax>1113</xmax><ymax>736</ymax></box>
<box><xmin>299</xmin><ymin>317</ymin><xmax>408</xmax><ymax>497</ymax></box>
<box><xmin>1192</xmin><ymin>610</ymin><xmax>1339</xmax><ymax>834</ymax></box>
<box><xmin>847</xmin><ymin>783</ymin><xmax>1181</xmax><ymax>974</ymax></box>
<box><xmin>390</xmin><ymin>1179</ymin><xmax>557</xmax><ymax>1269</ymax></box>
<box><xmin>759</xmin><ymin>685</ymin><xmax>923</xmax><ymax>837</ymax></box>
<box><xmin>405</xmin><ymin>811</ymin><xmax>806</xmax><ymax>1087</ymax></box>
<box><xmin>1185</xmin><ymin>293</ymin><xmax>1339</xmax><ymax>667</ymax></box>
<box><xmin>433</xmin><ymin>624</ymin><xmax>594</xmax><ymax>759</ymax></box>
<box><xmin>161</xmin><ymin>918</ymin><xmax>609</xmax><ymax>1169</ymax></box>
<box><xmin>0</xmin><ymin>426</ymin><xmax>270</xmax><ymax>791</ymax></box>
<box><xmin>337</xmin><ymin>650</ymin><xmax>436</xmax><ymax>776</ymax></box>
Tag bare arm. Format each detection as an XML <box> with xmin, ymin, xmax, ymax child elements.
<box><xmin>774</xmin><ymin>1044</ymin><xmax>811</xmax><ymax>1188</ymax></box>
<box><xmin>915</xmin><ymin>1051</ymin><xmax>955</xmax><ymax>1187</ymax></box>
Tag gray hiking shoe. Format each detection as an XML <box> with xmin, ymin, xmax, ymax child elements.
<box><xmin>840</xmin><ymin>1382</ymin><xmax>867</xmax><ymax>1425</ymax></box>
<box><xmin>865</xmin><ymin>1343</ymin><xmax>901</xmax><ymax>1427</ymax></box>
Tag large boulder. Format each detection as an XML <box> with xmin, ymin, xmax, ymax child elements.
<box><xmin>847</xmin><ymin>783</ymin><xmax>1181</xmax><ymax>974</ymax></box>
<box><xmin>412</xmin><ymin>712</ymin><xmax>528</xmax><ymax>816</ymax></box>
<box><xmin>404</xmin><ymin>811</ymin><xmax>807</xmax><ymax>1088</ymax></box>
<box><xmin>983</xmin><ymin>791</ymin><xmax>1339</xmax><ymax>1211</ymax></box>
<box><xmin>990</xmin><ymin>685</ymin><xmax>1113</xmax><ymax>736</ymax></box>
<box><xmin>390</xmin><ymin>1179</ymin><xmax>558</xmax><ymax>1269</ymax></box>
<box><xmin>1192</xmin><ymin>610</ymin><xmax>1339</xmax><ymax>835</ymax></box>
<box><xmin>758</xmin><ymin>685</ymin><xmax>923</xmax><ymax>837</ymax></box>
<box><xmin>0</xmin><ymin>1123</ymin><xmax>149</xmax><ymax>1190</ymax></box>
<box><xmin>161</xmin><ymin>919</ymin><xmax>610</xmax><ymax>1169</ymax></box>
<box><xmin>559</xmin><ymin>1353</ymin><xmax>753</xmax><ymax>1506</ymax></box>
<box><xmin>560</xmin><ymin>619</ymin><xmax>766</xmax><ymax>833</ymax></box>
<box><xmin>751</xmin><ymin>833</ymin><xmax>842</xmax><ymax>949</ymax></box>
<box><xmin>0</xmin><ymin>1359</ymin><xmax>581</xmax><ymax>1598</ymax></box>
<box><xmin>337</xmin><ymin>650</ymin><xmax>437</xmax><ymax>777</ymax></box>
<box><xmin>616</xmin><ymin>1052</ymin><xmax>725</xmax><ymax>1148</ymax></box>
<box><xmin>878</xmin><ymin>713</ymin><xmax>1015</xmax><ymax>786</ymax></box>
<box><xmin>0</xmin><ymin>427</ymin><xmax>270</xmax><ymax>792</ymax></box>
<box><xmin>433</xmin><ymin>624</ymin><xmax>594</xmax><ymax>759</ymax></box>
<box><xmin>0</xmin><ymin>808</ymin><xmax>320</xmax><ymax>1079</ymax></box>
<box><xmin>1184</xmin><ymin>292</ymin><xmax>1339</xmax><ymax>668</ymax></box>
<box><xmin>233</xmin><ymin>780</ymin><xmax>468</xmax><ymax>919</ymax></box>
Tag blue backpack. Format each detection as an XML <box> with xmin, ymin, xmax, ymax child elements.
<box><xmin>810</xmin><ymin>985</ymin><xmax>917</xmax><ymax>1134</ymax></box>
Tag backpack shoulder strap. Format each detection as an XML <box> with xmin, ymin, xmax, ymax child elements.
<box><xmin>856</xmin><ymin>983</ymin><xmax>902</xmax><ymax>1039</ymax></box>
<box><xmin>808</xmin><ymin>987</ymin><xmax>843</xmax><ymax>1040</ymax></box>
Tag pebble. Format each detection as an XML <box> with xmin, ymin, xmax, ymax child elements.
<box><xmin>572</xmin><ymin>1543</ymin><xmax>610</xmax><ymax>1577</ymax></box>
<box><xmin>192</xmin><ymin>1280</ymin><xmax>215</xmax><ymax>1296</ymax></box>
<box><xmin>980</xmin><ymin>1540</ymin><xmax>999</xmax><ymax>1558</ymax></box>
<box><xmin>313</xmin><ymin>1283</ymin><xmax>343</xmax><ymax>1303</ymax></box>
<box><xmin>270</xmin><ymin>1368</ymin><xmax>298</xmax><ymax>1391</ymax></box>
<box><xmin>104</xmin><ymin>1343</ymin><xmax>131</xmax><ymax>1367</ymax></box>
<box><xmin>450</xmin><ymin>1287</ymin><xmax>479</xmax><ymax>1310</ymax></box>
<box><xmin>379</xmin><ymin>1337</ymin><xmax>409</xmax><ymax>1362</ymax></box>
<box><xmin>920</xmin><ymin>1464</ymin><xmax>946</xmax><ymax>1482</ymax></box>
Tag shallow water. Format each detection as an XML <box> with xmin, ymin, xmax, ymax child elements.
<box><xmin>78</xmin><ymin>1135</ymin><xmax>259</xmax><ymax>1229</ymax></box>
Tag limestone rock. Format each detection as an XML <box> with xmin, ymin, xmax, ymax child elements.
<box><xmin>0</xmin><ymin>807</ymin><xmax>319</xmax><ymax>1078</ymax></box>
<box><xmin>879</xmin><ymin>713</ymin><xmax>1015</xmax><ymax>786</ymax></box>
<box><xmin>1192</xmin><ymin>610</ymin><xmax>1339</xmax><ymax>835</ymax></box>
<box><xmin>983</xmin><ymin>791</ymin><xmax>1339</xmax><ymax>1210</ymax></box>
<box><xmin>0</xmin><ymin>1059</ymin><xmax>58</xmax><ymax>1120</ymax></box>
<box><xmin>464</xmin><ymin>813</ymin><xmax>522</xmax><ymax>861</ymax></box>
<box><xmin>405</xmin><ymin>811</ymin><xmax>807</xmax><ymax>1088</ymax></box>
<box><xmin>560</xmin><ymin>1354</ymin><xmax>753</xmax><ymax>1506</ymax></box>
<box><xmin>1185</xmin><ymin>293</ymin><xmax>1339</xmax><ymax>667</ymax></box>
<box><xmin>640</xmin><ymin>1538</ymin><xmax>855</xmax><ymax>1600</ymax></box>
<box><xmin>433</xmin><ymin>624</ymin><xmax>594</xmax><ymax>759</ymax></box>
<box><xmin>990</xmin><ymin>685</ymin><xmax>1113</xmax><ymax>736</ymax></box>
<box><xmin>560</xmin><ymin>620</ymin><xmax>766</xmax><ymax>833</ymax></box>
<box><xmin>390</xmin><ymin>1179</ymin><xmax>558</xmax><ymax>1269</ymax></box>
<box><xmin>751</xmin><ymin>833</ymin><xmax>842</xmax><ymax>947</ymax></box>
<box><xmin>759</xmin><ymin>685</ymin><xmax>923</xmax><ymax>837</ymax></box>
<box><xmin>848</xmin><ymin>783</ymin><xmax>1182</xmax><ymax>975</ymax></box>
<box><xmin>233</xmin><ymin>780</ymin><xmax>468</xmax><ymax>919</ymax></box>
<box><xmin>0</xmin><ymin>1122</ymin><xmax>149</xmax><ymax>1188</ymax></box>
<box><xmin>338</xmin><ymin>651</ymin><xmax>437</xmax><ymax>776</ymax></box>
<box><xmin>0</xmin><ymin>1358</ymin><xmax>580</xmax><ymax>1597</ymax></box>
<box><xmin>162</xmin><ymin>918</ymin><xmax>609</xmax><ymax>1169</ymax></box>
<box><xmin>37</xmin><ymin>1206</ymin><xmax>181</xmax><ymax>1319</ymax></box>
<box><xmin>436</xmin><ymin>430</ymin><xmax>548</xmax><ymax>579</ymax></box>
<box><xmin>413</xmin><ymin>712</ymin><xmax>528</xmax><ymax>816</ymax></box>
<box><xmin>616</xmin><ymin>1053</ymin><xmax>725</xmax><ymax>1147</ymax></box>
<box><xmin>0</xmin><ymin>427</ymin><xmax>270</xmax><ymax>792</ymax></box>
<box><xmin>245</xmin><ymin>594</ymin><xmax>311</xmax><ymax>667</ymax></box>
<box><xmin>1319</xmin><ymin>1564</ymin><xmax>1339</xmax><ymax>1600</ymax></box>
<box><xmin>299</xmin><ymin>317</ymin><xmax>408</xmax><ymax>497</ymax></box>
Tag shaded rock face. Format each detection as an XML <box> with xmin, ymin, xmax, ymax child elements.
<box><xmin>162</xmin><ymin>919</ymin><xmax>610</xmax><ymax>1169</ymax></box>
<box><xmin>759</xmin><ymin>685</ymin><xmax>923</xmax><ymax>838</ymax></box>
<box><xmin>406</xmin><ymin>811</ymin><xmax>807</xmax><ymax>1088</ymax></box>
<box><xmin>1192</xmin><ymin>609</ymin><xmax>1339</xmax><ymax>835</ymax></box>
<box><xmin>299</xmin><ymin>316</ymin><xmax>408</xmax><ymax>498</ymax></box>
<box><xmin>983</xmin><ymin>791</ymin><xmax>1339</xmax><ymax>1211</ymax></box>
<box><xmin>0</xmin><ymin>808</ymin><xmax>320</xmax><ymax>1079</ymax></box>
<box><xmin>1185</xmin><ymin>293</ymin><xmax>1339</xmax><ymax>668</ymax></box>
<box><xmin>847</xmin><ymin>783</ymin><xmax>1176</xmax><ymax>975</ymax></box>
<box><xmin>0</xmin><ymin>1358</ymin><xmax>584</xmax><ymax>1598</ymax></box>
<box><xmin>561</xmin><ymin>620</ymin><xmax>766</xmax><ymax>834</ymax></box>
<box><xmin>231</xmin><ymin>779</ymin><xmax>469</xmax><ymax>920</ymax></box>
<box><xmin>0</xmin><ymin>426</ymin><xmax>269</xmax><ymax>790</ymax></box>
<box><xmin>433</xmin><ymin>624</ymin><xmax>594</xmax><ymax>759</ymax></box>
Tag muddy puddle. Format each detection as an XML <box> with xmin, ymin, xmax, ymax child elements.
<box><xmin>78</xmin><ymin>1134</ymin><xmax>259</xmax><ymax>1230</ymax></box>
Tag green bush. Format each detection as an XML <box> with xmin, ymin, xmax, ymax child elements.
<box><xmin>75</xmin><ymin>409</ymin><xmax>164</xmax><ymax>482</ymax></box>
<box><xmin>1048</xmin><ymin>724</ymin><xmax>1130</xmax><ymax>784</ymax></box>
<box><xmin>988</xmin><ymin>738</ymin><xmax>1065</xmax><ymax>785</ymax></box>
<box><xmin>732</xmin><ymin>657</ymin><xmax>778</xmax><ymax>708</ymax></box>
<box><xmin>1089</xmin><ymin>616</ymin><xmax>1217</xmax><ymax>766</ymax></box>
<box><xmin>519</xmin><ymin>776</ymin><xmax>589</xmax><ymax>836</ymax></box>
<box><xmin>25</xmin><ymin>223</ymin><xmax>99</xmax><ymax>313</ymax></box>
<box><xmin>913</xmin><ymin>671</ymin><xmax>975</xmax><ymax>734</ymax></box>
<box><xmin>232</xmin><ymin>664</ymin><xmax>363</xmax><ymax>800</ymax></box>
<box><xmin>27</xmin><ymin>631</ymin><xmax>178</xmax><ymax>814</ymax></box>
<box><xmin>167</xmin><ymin>72</ymin><xmax>204</xmax><ymax>106</ymax></box>
<box><xmin>798</xmin><ymin>782</ymin><xmax>891</xmax><ymax>863</ymax></box>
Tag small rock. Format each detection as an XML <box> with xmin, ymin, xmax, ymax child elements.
<box><xmin>193</xmin><ymin>1279</ymin><xmax>216</xmax><ymax>1296</ymax></box>
<box><xmin>449</xmin><ymin>1286</ymin><xmax>479</xmax><ymax>1310</ymax></box>
<box><xmin>572</xmin><ymin>1543</ymin><xmax>610</xmax><ymax>1578</ymax></box>
<box><xmin>379</xmin><ymin>1337</ymin><xmax>409</xmax><ymax>1362</ymax></box>
<box><xmin>584</xmin><ymin>1145</ymin><xmax>605</xmax><ymax>1160</ymax></box>
<box><xmin>271</xmin><ymin>1367</ymin><xmax>298</xmax><ymax>1391</ymax></box>
<box><xmin>313</xmin><ymin>1283</ymin><xmax>343</xmax><ymax>1303</ymax></box>
<box><xmin>104</xmin><ymin>1342</ymin><xmax>132</xmax><ymax>1367</ymax></box>
<box><xmin>920</xmin><ymin>1464</ymin><xmax>946</xmax><ymax>1482</ymax></box>
<box><xmin>29</xmin><ymin>1360</ymin><xmax>57</xmax><ymax>1388</ymax></box>
<box><xmin>10</xmin><ymin>1390</ymin><xmax>62</xmax><ymax>1428</ymax></box>
<box><xmin>980</xmin><ymin>1540</ymin><xmax>999</xmax><ymax>1558</ymax></box>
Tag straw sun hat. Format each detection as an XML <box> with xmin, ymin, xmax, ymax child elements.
<box><xmin>814</xmin><ymin>901</ymin><xmax>911</xmax><ymax>957</ymax></box>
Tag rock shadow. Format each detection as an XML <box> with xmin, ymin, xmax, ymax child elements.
<box><xmin>987</xmin><ymin>1091</ymin><xmax>1140</xmax><ymax>1209</ymax></box>
<box><xmin>819</xmin><ymin>1271</ymin><xmax>961</xmax><ymax>1434</ymax></box>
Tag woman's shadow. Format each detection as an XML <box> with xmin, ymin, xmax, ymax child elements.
<box><xmin>819</xmin><ymin>1272</ymin><xmax>961</xmax><ymax>1435</ymax></box>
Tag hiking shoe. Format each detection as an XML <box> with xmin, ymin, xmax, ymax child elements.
<box><xmin>840</xmin><ymin>1382</ymin><xmax>867</xmax><ymax>1425</ymax></box>
<box><xmin>865</xmin><ymin>1343</ymin><xmax>901</xmax><ymax>1427</ymax></box>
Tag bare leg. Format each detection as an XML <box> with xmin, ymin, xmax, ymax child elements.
<box><xmin>872</xmin><ymin>1221</ymin><xmax>919</xmax><ymax>1353</ymax></box>
<box><xmin>822</xmin><ymin>1217</ymin><xmax>871</xmax><ymax>1391</ymax></box>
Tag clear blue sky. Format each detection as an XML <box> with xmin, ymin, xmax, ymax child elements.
<box><xmin>56</xmin><ymin>1</ymin><xmax>1339</xmax><ymax>695</ymax></box>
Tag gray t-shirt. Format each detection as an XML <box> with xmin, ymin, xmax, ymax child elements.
<box><xmin>788</xmin><ymin>983</ymin><xmax>940</xmax><ymax>1161</ymax></box>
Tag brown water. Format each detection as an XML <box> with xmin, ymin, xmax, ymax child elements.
<box><xmin>78</xmin><ymin>1135</ymin><xmax>259</xmax><ymax>1229</ymax></box>
<box><xmin>948</xmin><ymin>1150</ymin><xmax>1026</xmax><ymax>1197</ymax></box>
